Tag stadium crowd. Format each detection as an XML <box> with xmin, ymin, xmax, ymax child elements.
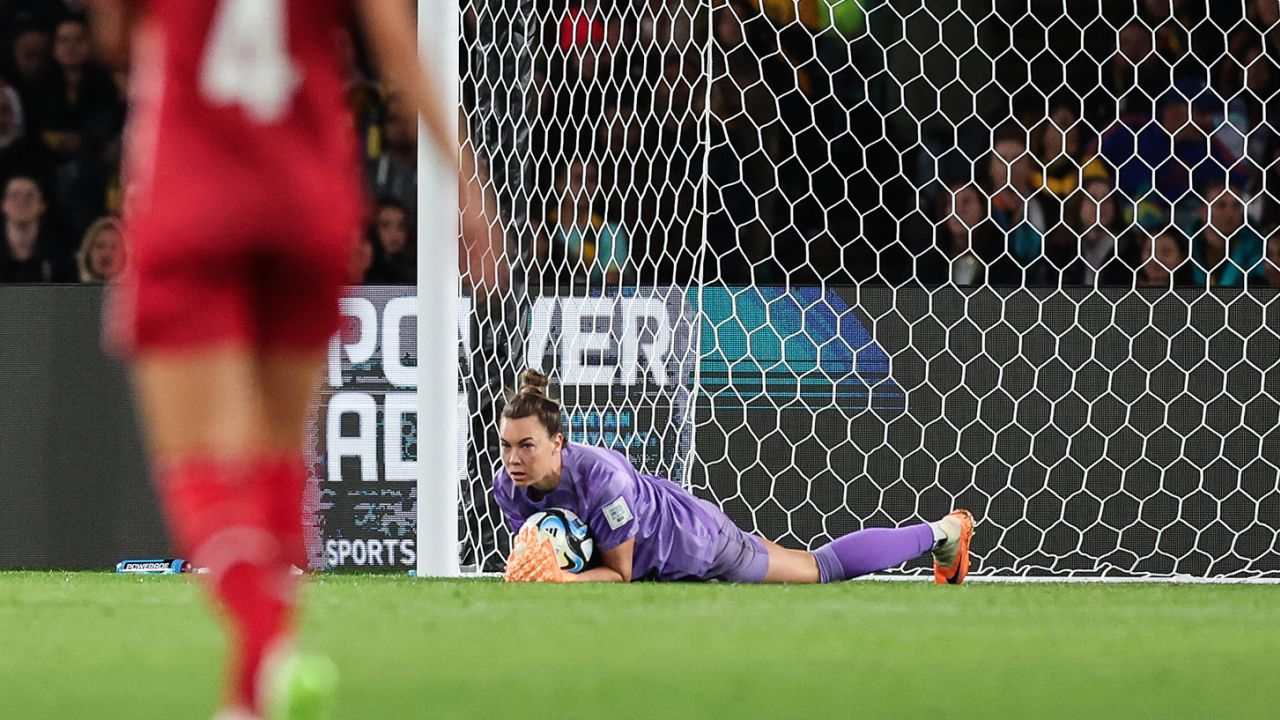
<box><xmin>4</xmin><ymin>0</ymin><xmax>1280</xmax><ymax>289</ymax></box>
<box><xmin>0</xmin><ymin>0</ymin><xmax>419</xmax><ymax>286</ymax></box>
<box><xmin>536</xmin><ymin>0</ymin><xmax>1280</xmax><ymax>288</ymax></box>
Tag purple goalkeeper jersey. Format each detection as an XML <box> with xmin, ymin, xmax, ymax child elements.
<box><xmin>492</xmin><ymin>443</ymin><xmax>728</xmax><ymax>580</ymax></box>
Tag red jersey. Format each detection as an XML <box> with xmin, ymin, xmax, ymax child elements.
<box><xmin>124</xmin><ymin>0</ymin><xmax>361</xmax><ymax>243</ymax></box>
<box><xmin>110</xmin><ymin>0</ymin><xmax>364</xmax><ymax>353</ymax></box>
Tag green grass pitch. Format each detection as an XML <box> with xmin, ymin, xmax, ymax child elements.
<box><xmin>1</xmin><ymin>572</ymin><xmax>1276</xmax><ymax>719</ymax></box>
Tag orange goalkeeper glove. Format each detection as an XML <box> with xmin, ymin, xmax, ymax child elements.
<box><xmin>504</xmin><ymin>526</ymin><xmax>577</xmax><ymax>583</ymax></box>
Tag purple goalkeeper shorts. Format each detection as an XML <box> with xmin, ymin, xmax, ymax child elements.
<box><xmin>703</xmin><ymin>514</ymin><xmax>769</xmax><ymax>583</ymax></box>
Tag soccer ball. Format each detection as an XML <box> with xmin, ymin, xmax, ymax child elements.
<box><xmin>521</xmin><ymin>508</ymin><xmax>595</xmax><ymax>573</ymax></box>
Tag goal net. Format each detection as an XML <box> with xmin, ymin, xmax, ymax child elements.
<box><xmin>450</xmin><ymin>0</ymin><xmax>1280</xmax><ymax>579</ymax></box>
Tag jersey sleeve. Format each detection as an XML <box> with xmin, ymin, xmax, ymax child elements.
<box><xmin>583</xmin><ymin>463</ymin><xmax>639</xmax><ymax>551</ymax></box>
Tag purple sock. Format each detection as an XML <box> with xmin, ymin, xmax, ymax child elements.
<box><xmin>812</xmin><ymin>524</ymin><xmax>935</xmax><ymax>582</ymax></box>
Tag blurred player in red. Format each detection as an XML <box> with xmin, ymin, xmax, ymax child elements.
<box><xmin>90</xmin><ymin>2</ymin><xmax>499</xmax><ymax>718</ymax></box>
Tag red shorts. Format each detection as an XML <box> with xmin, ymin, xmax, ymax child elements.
<box><xmin>106</xmin><ymin>206</ymin><xmax>356</xmax><ymax>356</ymax></box>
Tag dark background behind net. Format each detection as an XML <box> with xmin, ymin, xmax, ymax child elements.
<box><xmin>693</xmin><ymin>286</ymin><xmax>1280</xmax><ymax>578</ymax></box>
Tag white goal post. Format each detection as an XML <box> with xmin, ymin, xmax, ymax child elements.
<box><xmin>416</xmin><ymin>0</ymin><xmax>461</xmax><ymax>578</ymax></box>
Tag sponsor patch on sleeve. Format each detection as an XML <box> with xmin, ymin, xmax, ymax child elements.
<box><xmin>603</xmin><ymin>496</ymin><xmax>634</xmax><ymax>530</ymax></box>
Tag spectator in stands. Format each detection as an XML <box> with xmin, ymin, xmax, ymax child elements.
<box><xmin>1188</xmin><ymin>180</ymin><xmax>1267</xmax><ymax>287</ymax></box>
<box><xmin>1102</xmin><ymin>87</ymin><xmax>1248</xmax><ymax>227</ymax></box>
<box><xmin>3</xmin><ymin>15</ymin><xmax>52</xmax><ymax>111</ymax></box>
<box><xmin>0</xmin><ymin>174</ymin><xmax>73</xmax><ymax>282</ymax></box>
<box><xmin>1141</xmin><ymin>0</ymin><xmax>1187</xmax><ymax>59</ymax></box>
<box><xmin>1031</xmin><ymin>99</ymin><xmax>1107</xmax><ymax>200</ymax></box>
<box><xmin>560</xmin><ymin>0</ymin><xmax>605</xmax><ymax>53</ymax></box>
<box><xmin>809</xmin><ymin>0</ymin><xmax>871</xmax><ymax>131</ymax></box>
<box><xmin>337</xmin><ymin>28</ymin><xmax>384</xmax><ymax>160</ymax></box>
<box><xmin>94</xmin><ymin>67</ymin><xmax>127</xmax><ymax>218</ymax></box>
<box><xmin>1248</xmin><ymin>0</ymin><xmax>1280</xmax><ymax>57</ymax></box>
<box><xmin>1142</xmin><ymin>0</ymin><xmax>1213</xmax><ymax>81</ymax></box>
<box><xmin>349</xmin><ymin>229</ymin><xmax>374</xmax><ymax>285</ymax></box>
<box><xmin>1088</xmin><ymin>19</ymin><xmax>1169</xmax><ymax>130</ymax></box>
<box><xmin>922</xmin><ymin>182</ymin><xmax>1003</xmax><ymax>286</ymax></box>
<box><xmin>26</xmin><ymin>15</ymin><xmax>119</xmax><ymax>157</ymax></box>
<box><xmin>547</xmin><ymin>158</ymin><xmax>629</xmax><ymax>284</ymax></box>
<box><xmin>23</xmin><ymin>14</ymin><xmax>121</xmax><ymax>244</ymax></box>
<box><xmin>595</xmin><ymin>103</ymin><xmax>643</xmax><ymax>223</ymax></box>
<box><xmin>76</xmin><ymin>215</ymin><xmax>122</xmax><ymax>283</ymax></box>
<box><xmin>367</xmin><ymin>197</ymin><xmax>416</xmax><ymax>284</ymax></box>
<box><xmin>1053</xmin><ymin>177</ymin><xmax>1134</xmax><ymax>286</ymax></box>
<box><xmin>1243</xmin><ymin>38</ymin><xmax>1280</xmax><ymax>146</ymax></box>
<box><xmin>1266</xmin><ymin>232</ymin><xmax>1280</xmax><ymax>288</ymax></box>
<box><xmin>987</xmin><ymin>128</ymin><xmax>1047</xmax><ymax>272</ymax></box>
<box><xmin>1210</xmin><ymin>34</ymin><xmax>1259</xmax><ymax>163</ymax></box>
<box><xmin>1190</xmin><ymin>87</ymin><xmax>1269</xmax><ymax>203</ymax></box>
<box><xmin>648</xmin><ymin>50</ymin><xmax>704</xmax><ymax>283</ymax></box>
<box><xmin>1136</xmin><ymin>230</ymin><xmax>1189</xmax><ymax>288</ymax></box>
<box><xmin>547</xmin><ymin>0</ymin><xmax>624</xmax><ymax>165</ymax></box>
<box><xmin>366</xmin><ymin>88</ymin><xmax>416</xmax><ymax>212</ymax></box>
<box><xmin>1218</xmin><ymin>31</ymin><xmax>1280</xmax><ymax>229</ymax></box>
<box><xmin>706</xmin><ymin>4</ymin><xmax>779</xmax><ymax>283</ymax></box>
<box><xmin>0</xmin><ymin>86</ymin><xmax>19</xmax><ymax>148</ymax></box>
<box><xmin>0</xmin><ymin>84</ymin><xmax>46</xmax><ymax>181</ymax></box>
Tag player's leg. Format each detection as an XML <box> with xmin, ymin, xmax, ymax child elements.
<box><xmin>253</xmin><ymin>351</ymin><xmax>326</xmax><ymax>570</ymax></box>
<box><xmin>255</xmin><ymin>352</ymin><xmax>326</xmax><ymax>453</ymax></box>
<box><xmin>240</xmin><ymin>353</ymin><xmax>338</xmax><ymax>720</ymax></box>
<box><xmin>759</xmin><ymin>539</ymin><xmax>821</xmax><ymax>583</ymax></box>
<box><xmin>707</xmin><ymin>517</ymin><xmax>927</xmax><ymax>584</ymax></box>
<box><xmin>731</xmin><ymin>521</ymin><xmax>938</xmax><ymax>584</ymax></box>
<box><xmin>713</xmin><ymin>527</ymin><xmax>932</xmax><ymax>584</ymax></box>
<box><xmin>808</xmin><ymin>524</ymin><xmax>934</xmax><ymax>582</ymax></box>
<box><xmin>808</xmin><ymin>511</ymin><xmax>975</xmax><ymax>583</ymax></box>
<box><xmin>242</xmin><ymin>239</ymin><xmax>352</xmax><ymax>719</ymax></box>
<box><xmin>132</xmin><ymin>348</ymin><xmax>268</xmax><ymax>458</ymax></box>
<box><xmin>133</xmin><ymin>347</ymin><xmax>298</xmax><ymax>716</ymax></box>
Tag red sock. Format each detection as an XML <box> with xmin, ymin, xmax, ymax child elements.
<box><xmin>156</xmin><ymin>455</ymin><xmax>298</xmax><ymax>712</ymax></box>
<box><xmin>217</xmin><ymin>554</ymin><xmax>293</xmax><ymax>710</ymax></box>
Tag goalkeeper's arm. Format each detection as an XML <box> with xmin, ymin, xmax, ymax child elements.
<box><xmin>572</xmin><ymin>539</ymin><xmax>633</xmax><ymax>583</ymax></box>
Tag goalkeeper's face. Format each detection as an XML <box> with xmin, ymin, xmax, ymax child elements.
<box><xmin>499</xmin><ymin>416</ymin><xmax>564</xmax><ymax>491</ymax></box>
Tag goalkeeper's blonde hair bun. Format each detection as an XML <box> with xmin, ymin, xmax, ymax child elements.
<box><xmin>501</xmin><ymin>369</ymin><xmax>564</xmax><ymax>438</ymax></box>
<box><xmin>518</xmin><ymin>369</ymin><xmax>552</xmax><ymax>398</ymax></box>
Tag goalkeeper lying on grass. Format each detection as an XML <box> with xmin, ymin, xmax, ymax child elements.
<box><xmin>496</xmin><ymin>370</ymin><xmax>974</xmax><ymax>584</ymax></box>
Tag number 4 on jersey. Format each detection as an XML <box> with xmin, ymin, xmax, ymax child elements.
<box><xmin>199</xmin><ymin>0</ymin><xmax>301</xmax><ymax>123</ymax></box>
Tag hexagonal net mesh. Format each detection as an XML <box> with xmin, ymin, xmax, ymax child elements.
<box><xmin>455</xmin><ymin>0</ymin><xmax>1280</xmax><ymax>578</ymax></box>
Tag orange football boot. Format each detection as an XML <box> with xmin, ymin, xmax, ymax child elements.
<box><xmin>932</xmin><ymin>509</ymin><xmax>975</xmax><ymax>585</ymax></box>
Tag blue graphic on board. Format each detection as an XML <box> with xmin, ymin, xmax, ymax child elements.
<box><xmin>693</xmin><ymin>287</ymin><xmax>903</xmax><ymax>412</ymax></box>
